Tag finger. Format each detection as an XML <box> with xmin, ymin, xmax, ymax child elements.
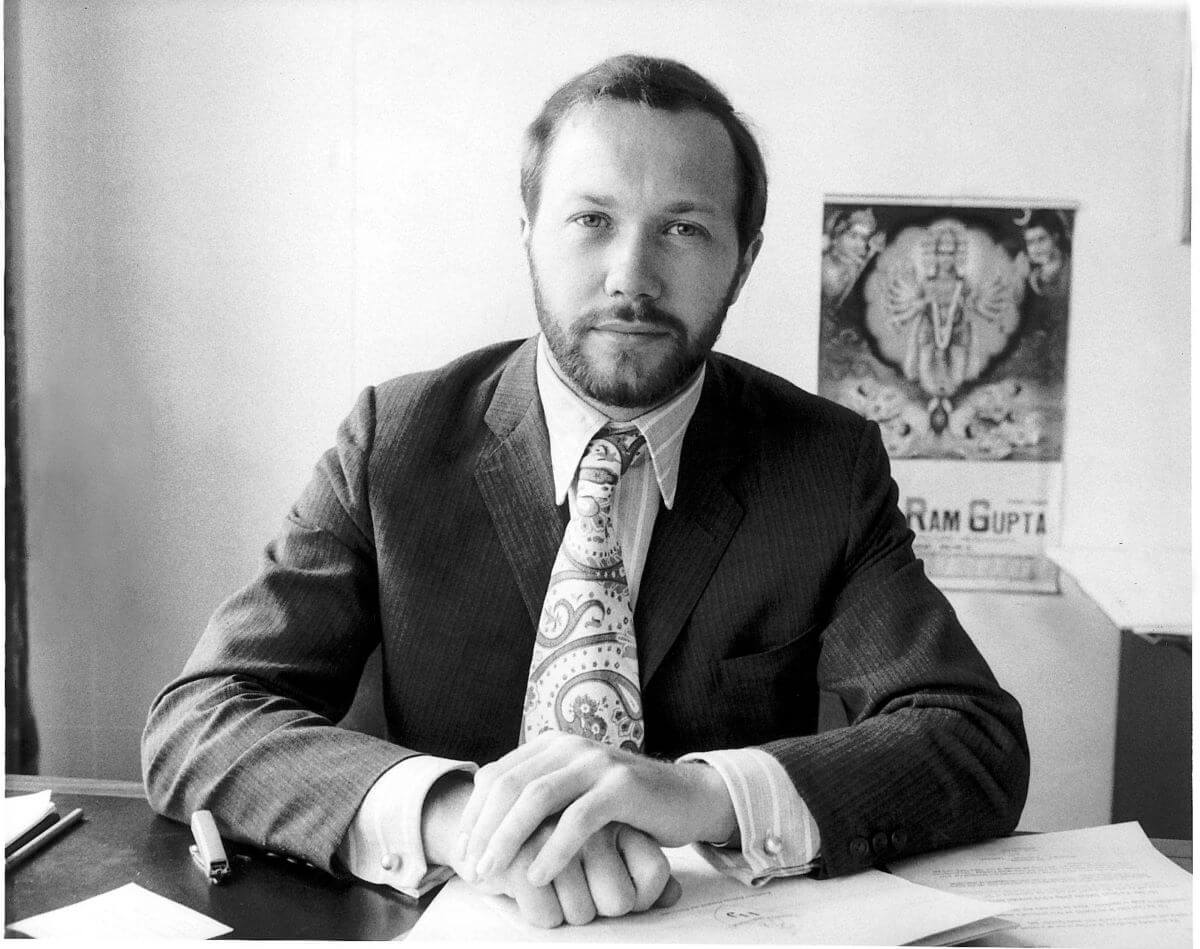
<box><xmin>551</xmin><ymin>857</ymin><xmax>597</xmax><ymax>926</ymax></box>
<box><xmin>475</xmin><ymin>766</ymin><xmax>598</xmax><ymax>879</ymax></box>
<box><xmin>526</xmin><ymin>786</ymin><xmax>621</xmax><ymax>886</ymax></box>
<box><xmin>615</xmin><ymin>824</ymin><xmax>672</xmax><ymax>913</ymax></box>
<box><xmin>460</xmin><ymin>737</ymin><xmax>596</xmax><ymax>870</ymax></box>
<box><xmin>510</xmin><ymin>878</ymin><xmax>565</xmax><ymax>930</ymax></box>
<box><xmin>579</xmin><ymin>828</ymin><xmax>636</xmax><ymax>918</ymax></box>
<box><xmin>456</xmin><ymin>747</ymin><xmax>538</xmax><ymax>857</ymax></box>
<box><xmin>460</xmin><ymin>746</ymin><xmax>570</xmax><ymax>874</ymax></box>
<box><xmin>506</xmin><ymin>829</ymin><xmax>565</xmax><ymax>930</ymax></box>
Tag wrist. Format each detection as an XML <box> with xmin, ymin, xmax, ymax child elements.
<box><xmin>685</xmin><ymin>762</ymin><xmax>738</xmax><ymax>846</ymax></box>
<box><xmin>419</xmin><ymin>772</ymin><xmax>475</xmax><ymax>868</ymax></box>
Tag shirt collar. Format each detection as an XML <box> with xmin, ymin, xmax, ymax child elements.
<box><xmin>535</xmin><ymin>334</ymin><xmax>705</xmax><ymax>509</ymax></box>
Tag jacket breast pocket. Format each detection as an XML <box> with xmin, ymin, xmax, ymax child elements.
<box><xmin>711</xmin><ymin>627</ymin><xmax>822</xmax><ymax>743</ymax></box>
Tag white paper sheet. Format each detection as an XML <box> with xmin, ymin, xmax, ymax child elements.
<box><xmin>4</xmin><ymin>790</ymin><xmax>56</xmax><ymax>848</ymax></box>
<box><xmin>407</xmin><ymin>845</ymin><xmax>1013</xmax><ymax>945</ymax></box>
<box><xmin>889</xmin><ymin>822</ymin><xmax>1193</xmax><ymax>948</ymax></box>
<box><xmin>8</xmin><ymin>881</ymin><xmax>233</xmax><ymax>940</ymax></box>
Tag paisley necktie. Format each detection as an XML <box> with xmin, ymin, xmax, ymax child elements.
<box><xmin>521</xmin><ymin>426</ymin><xmax>647</xmax><ymax>752</ymax></box>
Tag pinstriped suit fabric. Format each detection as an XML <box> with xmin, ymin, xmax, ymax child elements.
<box><xmin>142</xmin><ymin>336</ymin><xmax>1028</xmax><ymax>880</ymax></box>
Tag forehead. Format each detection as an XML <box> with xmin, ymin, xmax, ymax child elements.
<box><xmin>539</xmin><ymin>100</ymin><xmax>739</xmax><ymax>216</ymax></box>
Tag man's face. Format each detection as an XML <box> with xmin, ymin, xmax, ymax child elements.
<box><xmin>523</xmin><ymin>100</ymin><xmax>760</xmax><ymax>412</ymax></box>
<box><xmin>1024</xmin><ymin>226</ymin><xmax>1057</xmax><ymax>267</ymax></box>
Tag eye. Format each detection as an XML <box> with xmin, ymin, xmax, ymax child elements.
<box><xmin>666</xmin><ymin>221</ymin><xmax>706</xmax><ymax>239</ymax></box>
<box><xmin>574</xmin><ymin>213</ymin><xmax>609</xmax><ymax>229</ymax></box>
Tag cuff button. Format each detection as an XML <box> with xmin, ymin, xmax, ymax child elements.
<box><xmin>763</xmin><ymin>834</ymin><xmax>782</xmax><ymax>856</ymax></box>
<box><xmin>381</xmin><ymin>852</ymin><xmax>402</xmax><ymax>872</ymax></box>
<box><xmin>849</xmin><ymin>837</ymin><xmax>870</xmax><ymax>860</ymax></box>
<box><xmin>891</xmin><ymin>829</ymin><xmax>908</xmax><ymax>850</ymax></box>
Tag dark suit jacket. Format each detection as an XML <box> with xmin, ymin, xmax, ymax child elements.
<box><xmin>142</xmin><ymin>336</ymin><xmax>1028</xmax><ymax>879</ymax></box>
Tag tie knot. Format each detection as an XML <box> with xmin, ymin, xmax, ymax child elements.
<box><xmin>585</xmin><ymin>426</ymin><xmax>646</xmax><ymax>479</ymax></box>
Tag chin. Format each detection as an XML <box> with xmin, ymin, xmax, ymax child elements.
<box><xmin>581</xmin><ymin>350</ymin><xmax>692</xmax><ymax>410</ymax></box>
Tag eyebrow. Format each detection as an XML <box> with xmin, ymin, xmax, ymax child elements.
<box><xmin>572</xmin><ymin>193</ymin><xmax>719</xmax><ymax>216</ymax></box>
<box><xmin>576</xmin><ymin>192</ymin><xmax>616</xmax><ymax>207</ymax></box>
<box><xmin>662</xmin><ymin>200</ymin><xmax>718</xmax><ymax>216</ymax></box>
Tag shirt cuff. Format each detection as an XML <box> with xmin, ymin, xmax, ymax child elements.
<box><xmin>678</xmin><ymin>747</ymin><xmax>821</xmax><ymax>886</ymax></box>
<box><xmin>337</xmin><ymin>754</ymin><xmax>477</xmax><ymax>898</ymax></box>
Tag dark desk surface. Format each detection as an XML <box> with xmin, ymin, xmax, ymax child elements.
<box><xmin>5</xmin><ymin>776</ymin><xmax>1193</xmax><ymax>940</ymax></box>
<box><xmin>5</xmin><ymin>777</ymin><xmax>430</xmax><ymax>940</ymax></box>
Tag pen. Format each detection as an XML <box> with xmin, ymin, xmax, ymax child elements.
<box><xmin>5</xmin><ymin>808</ymin><xmax>85</xmax><ymax>871</ymax></box>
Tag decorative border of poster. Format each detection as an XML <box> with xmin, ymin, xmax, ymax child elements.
<box><xmin>818</xmin><ymin>196</ymin><xmax>1075</xmax><ymax>592</ymax></box>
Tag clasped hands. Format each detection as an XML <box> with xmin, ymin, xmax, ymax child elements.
<box><xmin>426</xmin><ymin>733</ymin><xmax>737</xmax><ymax>928</ymax></box>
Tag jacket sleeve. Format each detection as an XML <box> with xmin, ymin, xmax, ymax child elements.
<box><xmin>760</xmin><ymin>420</ymin><xmax>1030</xmax><ymax>878</ymax></box>
<box><xmin>141</xmin><ymin>386</ymin><xmax>416</xmax><ymax>873</ymax></box>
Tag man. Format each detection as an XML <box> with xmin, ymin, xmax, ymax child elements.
<box><xmin>143</xmin><ymin>54</ymin><xmax>1029</xmax><ymax>930</ymax></box>
<box><xmin>1022</xmin><ymin>210</ymin><xmax>1071</xmax><ymax>299</ymax></box>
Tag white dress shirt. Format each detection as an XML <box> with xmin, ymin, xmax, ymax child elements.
<box><xmin>337</xmin><ymin>335</ymin><xmax>821</xmax><ymax>896</ymax></box>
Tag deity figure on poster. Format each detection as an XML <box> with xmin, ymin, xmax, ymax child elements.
<box><xmin>821</xmin><ymin>207</ymin><xmax>885</xmax><ymax>313</ymax></box>
<box><xmin>818</xmin><ymin>201</ymin><xmax>1073</xmax><ymax>462</ymax></box>
<box><xmin>1018</xmin><ymin>209</ymin><xmax>1072</xmax><ymax>301</ymax></box>
<box><xmin>867</xmin><ymin>220</ymin><xmax>1022</xmax><ymax>434</ymax></box>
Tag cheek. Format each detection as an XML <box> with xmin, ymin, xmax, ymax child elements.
<box><xmin>534</xmin><ymin>243</ymin><xmax>601</xmax><ymax>296</ymax></box>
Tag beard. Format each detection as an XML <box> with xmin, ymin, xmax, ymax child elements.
<box><xmin>530</xmin><ymin>266</ymin><xmax>739</xmax><ymax>411</ymax></box>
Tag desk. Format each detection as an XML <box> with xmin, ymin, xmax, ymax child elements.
<box><xmin>1046</xmin><ymin>547</ymin><xmax>1192</xmax><ymax>838</ymax></box>
<box><xmin>5</xmin><ymin>776</ymin><xmax>1193</xmax><ymax>941</ymax></box>
<box><xmin>5</xmin><ymin>776</ymin><xmax>429</xmax><ymax>940</ymax></box>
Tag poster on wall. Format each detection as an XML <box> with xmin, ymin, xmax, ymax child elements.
<box><xmin>818</xmin><ymin>197</ymin><xmax>1075</xmax><ymax>592</ymax></box>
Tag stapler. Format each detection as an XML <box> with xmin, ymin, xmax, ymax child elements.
<box><xmin>189</xmin><ymin>809</ymin><xmax>231</xmax><ymax>884</ymax></box>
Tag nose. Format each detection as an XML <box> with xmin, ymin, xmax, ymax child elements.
<box><xmin>604</xmin><ymin>230</ymin><xmax>663</xmax><ymax>301</ymax></box>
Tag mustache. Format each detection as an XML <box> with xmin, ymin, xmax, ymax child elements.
<box><xmin>578</xmin><ymin>301</ymin><xmax>687</xmax><ymax>337</ymax></box>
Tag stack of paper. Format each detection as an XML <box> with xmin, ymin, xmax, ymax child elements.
<box><xmin>409</xmin><ymin>845</ymin><xmax>1015</xmax><ymax>944</ymax></box>
<box><xmin>890</xmin><ymin>822</ymin><xmax>1192</xmax><ymax>947</ymax></box>
<box><xmin>4</xmin><ymin>790</ymin><xmax>58</xmax><ymax>856</ymax></box>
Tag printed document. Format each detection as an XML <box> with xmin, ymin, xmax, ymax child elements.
<box><xmin>407</xmin><ymin>845</ymin><xmax>1014</xmax><ymax>944</ymax></box>
<box><xmin>889</xmin><ymin>822</ymin><xmax>1192</xmax><ymax>947</ymax></box>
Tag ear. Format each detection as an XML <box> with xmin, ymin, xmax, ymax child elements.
<box><xmin>727</xmin><ymin>230</ymin><xmax>764</xmax><ymax>306</ymax></box>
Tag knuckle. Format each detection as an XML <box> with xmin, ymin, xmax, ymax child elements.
<box><xmin>599</xmin><ymin>887</ymin><xmax>635</xmax><ymax>918</ymax></box>
<box><xmin>607</xmin><ymin>761</ymin><xmax>637</xmax><ymax>786</ymax></box>
<box><xmin>473</xmin><ymin>762</ymin><xmax>497</xmax><ymax>788</ymax></box>
<box><xmin>493</xmin><ymin>772</ymin><xmax>523</xmax><ymax>799</ymax></box>
<box><xmin>629</xmin><ymin>854</ymin><xmax>670</xmax><ymax>910</ymax></box>
<box><xmin>521</xmin><ymin>776</ymin><xmax>555</xmax><ymax>809</ymax></box>
<box><xmin>580</xmin><ymin>746</ymin><xmax>612</xmax><ymax>770</ymax></box>
<box><xmin>562</xmin><ymin>797</ymin><xmax>604</xmax><ymax>834</ymax></box>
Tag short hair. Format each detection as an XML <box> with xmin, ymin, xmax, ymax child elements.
<box><xmin>521</xmin><ymin>54</ymin><xmax>768</xmax><ymax>253</ymax></box>
<box><xmin>1024</xmin><ymin>210</ymin><xmax>1071</xmax><ymax>254</ymax></box>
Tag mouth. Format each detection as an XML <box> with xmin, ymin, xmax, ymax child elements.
<box><xmin>591</xmin><ymin>322</ymin><xmax>673</xmax><ymax>337</ymax></box>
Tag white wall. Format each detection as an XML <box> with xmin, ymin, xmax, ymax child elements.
<box><xmin>12</xmin><ymin>0</ymin><xmax>1189</xmax><ymax>831</ymax></box>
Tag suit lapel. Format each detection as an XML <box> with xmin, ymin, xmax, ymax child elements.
<box><xmin>475</xmin><ymin>338</ymin><xmax>564</xmax><ymax>627</ymax></box>
<box><xmin>636</xmin><ymin>362</ymin><xmax>746</xmax><ymax>686</ymax></box>
<box><xmin>475</xmin><ymin>343</ymin><xmax>749</xmax><ymax>678</ymax></box>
